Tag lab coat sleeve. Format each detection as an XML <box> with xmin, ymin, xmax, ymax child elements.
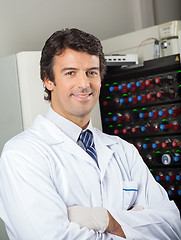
<box><xmin>0</xmin><ymin>142</ymin><xmax>123</xmax><ymax>240</ymax></box>
<box><xmin>110</xmin><ymin>141</ymin><xmax>181</xmax><ymax>240</ymax></box>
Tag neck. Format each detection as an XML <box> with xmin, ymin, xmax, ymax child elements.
<box><xmin>51</xmin><ymin>105</ymin><xmax>90</xmax><ymax>130</ymax></box>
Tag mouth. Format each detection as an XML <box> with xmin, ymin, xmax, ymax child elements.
<box><xmin>71</xmin><ymin>92</ymin><xmax>93</xmax><ymax>101</ymax></box>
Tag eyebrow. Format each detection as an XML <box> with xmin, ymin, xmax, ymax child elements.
<box><xmin>61</xmin><ymin>67</ymin><xmax>100</xmax><ymax>73</ymax></box>
<box><xmin>87</xmin><ymin>67</ymin><xmax>100</xmax><ymax>71</ymax></box>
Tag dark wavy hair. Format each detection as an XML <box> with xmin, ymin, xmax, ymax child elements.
<box><xmin>40</xmin><ymin>28</ymin><xmax>107</xmax><ymax>101</ymax></box>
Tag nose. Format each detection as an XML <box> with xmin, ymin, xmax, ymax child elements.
<box><xmin>78</xmin><ymin>72</ymin><xmax>90</xmax><ymax>89</ymax></box>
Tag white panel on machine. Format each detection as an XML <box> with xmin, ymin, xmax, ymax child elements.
<box><xmin>102</xmin><ymin>20</ymin><xmax>181</xmax><ymax>64</ymax></box>
<box><xmin>101</xmin><ymin>25</ymin><xmax>159</xmax><ymax>63</ymax></box>
<box><xmin>0</xmin><ymin>52</ymin><xmax>49</xmax><ymax>154</ymax></box>
<box><xmin>16</xmin><ymin>52</ymin><xmax>49</xmax><ymax>130</ymax></box>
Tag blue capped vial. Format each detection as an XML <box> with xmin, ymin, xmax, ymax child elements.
<box><xmin>158</xmin><ymin>110</ymin><xmax>163</xmax><ymax>116</ymax></box>
<box><xmin>149</xmin><ymin>112</ymin><xmax>153</xmax><ymax>117</ymax></box>
<box><xmin>137</xmin><ymin>96</ymin><xmax>142</xmax><ymax>101</ymax></box>
<box><xmin>152</xmin><ymin>143</ymin><xmax>157</xmax><ymax>149</ymax></box>
<box><xmin>141</xmin><ymin>126</ymin><xmax>146</xmax><ymax>132</ymax></box>
<box><xmin>160</xmin><ymin>124</ymin><xmax>165</xmax><ymax>130</ymax></box>
<box><xmin>143</xmin><ymin>144</ymin><xmax>147</xmax><ymax>149</ymax></box>
<box><xmin>118</xmin><ymin>85</ymin><xmax>122</xmax><ymax>90</ymax></box>
<box><xmin>128</xmin><ymin>97</ymin><xmax>133</xmax><ymax>102</ymax></box>
<box><xmin>139</xmin><ymin>113</ymin><xmax>144</xmax><ymax>118</ymax></box>
<box><xmin>113</xmin><ymin>116</ymin><xmax>117</xmax><ymax>122</ymax></box>
<box><xmin>109</xmin><ymin>86</ymin><xmax>114</xmax><ymax>92</ymax></box>
<box><xmin>127</xmin><ymin>83</ymin><xmax>132</xmax><ymax>89</ymax></box>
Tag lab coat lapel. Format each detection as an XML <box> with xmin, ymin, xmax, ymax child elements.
<box><xmin>63</xmin><ymin>139</ymin><xmax>99</xmax><ymax>168</ymax></box>
<box><xmin>94</xmin><ymin>132</ymin><xmax>115</xmax><ymax>178</ymax></box>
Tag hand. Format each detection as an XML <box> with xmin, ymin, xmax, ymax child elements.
<box><xmin>68</xmin><ymin>206</ymin><xmax>126</xmax><ymax>238</ymax></box>
<box><xmin>106</xmin><ymin>211</ymin><xmax>126</xmax><ymax>238</ymax></box>
<box><xmin>68</xmin><ymin>206</ymin><xmax>109</xmax><ymax>233</ymax></box>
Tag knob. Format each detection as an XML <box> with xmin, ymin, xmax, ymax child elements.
<box><xmin>147</xmin><ymin>91</ymin><xmax>156</xmax><ymax>102</ymax></box>
<box><xmin>127</xmin><ymin>82</ymin><xmax>136</xmax><ymax>92</ymax></box>
<box><xmin>168</xmin><ymin>88</ymin><xmax>176</xmax><ymax>99</ymax></box>
<box><xmin>118</xmin><ymin>84</ymin><xmax>127</xmax><ymax>93</ymax></box>
<box><xmin>120</xmin><ymin>94</ymin><xmax>129</xmax><ymax>104</ymax></box>
<box><xmin>166</xmin><ymin>74</ymin><xmax>175</xmax><ymax>85</ymax></box>
<box><xmin>145</xmin><ymin>78</ymin><xmax>154</xmax><ymax>89</ymax></box>
<box><xmin>136</xmin><ymin>80</ymin><xmax>145</xmax><ymax>90</ymax></box>
<box><xmin>128</xmin><ymin>96</ymin><xmax>137</xmax><ymax>104</ymax></box>
<box><xmin>109</xmin><ymin>85</ymin><xmax>119</xmax><ymax>92</ymax></box>
<box><xmin>155</xmin><ymin>170</ymin><xmax>164</xmax><ymax>181</ymax></box>
<box><xmin>173</xmin><ymin>151</ymin><xmax>181</xmax><ymax>162</ymax></box>
<box><xmin>178</xmin><ymin>187</ymin><xmax>181</xmax><ymax>196</ymax></box>
<box><xmin>109</xmin><ymin>86</ymin><xmax>114</xmax><ymax>92</ymax></box>
<box><xmin>158</xmin><ymin>109</ymin><xmax>169</xmax><ymax>118</ymax></box>
<box><xmin>172</xmin><ymin>141</ymin><xmax>181</xmax><ymax>147</ymax></box>
<box><xmin>112</xmin><ymin>116</ymin><xmax>117</xmax><ymax>122</ymax></box>
<box><xmin>122</xmin><ymin>127</ymin><xmax>131</xmax><ymax>134</ymax></box>
<box><xmin>148</xmin><ymin>110</ymin><xmax>158</xmax><ymax>119</ymax></box>
<box><xmin>114</xmin><ymin>129</ymin><xmax>120</xmax><ymax>135</ymax></box>
<box><xmin>168</xmin><ymin>108</ymin><xmax>181</xmax><ymax>117</ymax></box>
<box><xmin>155</xmin><ymin>77</ymin><xmax>163</xmax><ymax>86</ymax></box>
<box><xmin>156</xmin><ymin>90</ymin><xmax>165</xmax><ymax>100</ymax></box>
<box><xmin>139</xmin><ymin>108</ymin><xmax>149</xmax><ymax>119</ymax></box>
<box><xmin>144</xmin><ymin>154</ymin><xmax>153</xmax><ymax>164</ymax></box>
<box><xmin>137</xmin><ymin>95</ymin><xmax>147</xmax><ymax>103</ymax></box>
<box><xmin>160</xmin><ymin>119</ymin><xmax>169</xmax><ymax>131</ymax></box>
<box><xmin>152</xmin><ymin>143</ymin><xmax>157</xmax><ymax>149</ymax></box>
<box><xmin>176</xmin><ymin>174</ymin><xmax>181</xmax><ymax>181</ymax></box>
<box><xmin>161</xmin><ymin>154</ymin><xmax>172</xmax><ymax>165</ymax></box>
<box><xmin>127</xmin><ymin>83</ymin><xmax>132</xmax><ymax>89</ymax></box>
<box><xmin>141</xmin><ymin>126</ymin><xmax>146</xmax><ymax>132</ymax></box>
<box><xmin>165</xmin><ymin>171</ymin><xmax>174</xmax><ymax>181</ymax></box>
<box><xmin>131</xmin><ymin>126</ymin><xmax>140</xmax><ymax>133</ymax></box>
<box><xmin>162</xmin><ymin>138</ymin><xmax>172</xmax><ymax>149</ymax></box>
<box><xmin>135</xmin><ymin>141</ymin><xmax>142</xmax><ymax>151</ymax></box>
<box><xmin>167</xmin><ymin>185</ymin><xmax>176</xmax><ymax>196</ymax></box>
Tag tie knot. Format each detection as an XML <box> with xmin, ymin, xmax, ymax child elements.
<box><xmin>79</xmin><ymin>130</ymin><xmax>93</xmax><ymax>149</ymax></box>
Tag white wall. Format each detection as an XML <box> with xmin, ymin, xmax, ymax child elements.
<box><xmin>153</xmin><ymin>0</ymin><xmax>181</xmax><ymax>25</ymax></box>
<box><xmin>0</xmin><ymin>0</ymin><xmax>134</xmax><ymax>58</ymax></box>
<box><xmin>1</xmin><ymin>0</ymin><xmax>180</xmax><ymax>59</ymax></box>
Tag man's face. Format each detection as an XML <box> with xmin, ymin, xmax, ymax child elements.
<box><xmin>44</xmin><ymin>48</ymin><xmax>101</xmax><ymax>127</ymax></box>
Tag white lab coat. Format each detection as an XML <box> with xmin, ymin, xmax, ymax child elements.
<box><xmin>0</xmin><ymin>115</ymin><xmax>180</xmax><ymax>240</ymax></box>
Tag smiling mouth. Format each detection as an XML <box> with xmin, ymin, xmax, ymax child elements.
<box><xmin>72</xmin><ymin>92</ymin><xmax>93</xmax><ymax>101</ymax></box>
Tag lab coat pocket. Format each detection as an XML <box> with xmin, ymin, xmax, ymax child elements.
<box><xmin>122</xmin><ymin>181</ymin><xmax>138</xmax><ymax>210</ymax></box>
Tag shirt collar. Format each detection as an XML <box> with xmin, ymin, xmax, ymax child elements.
<box><xmin>45</xmin><ymin>106</ymin><xmax>94</xmax><ymax>143</ymax></box>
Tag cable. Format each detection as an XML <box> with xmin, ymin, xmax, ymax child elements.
<box><xmin>136</xmin><ymin>37</ymin><xmax>160</xmax><ymax>59</ymax></box>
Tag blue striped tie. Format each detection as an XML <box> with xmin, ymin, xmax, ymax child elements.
<box><xmin>79</xmin><ymin>130</ymin><xmax>98</xmax><ymax>165</ymax></box>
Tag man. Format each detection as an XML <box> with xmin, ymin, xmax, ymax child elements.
<box><xmin>0</xmin><ymin>28</ymin><xmax>180</xmax><ymax>240</ymax></box>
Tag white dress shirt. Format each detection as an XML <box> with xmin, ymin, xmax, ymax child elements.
<box><xmin>0</xmin><ymin>107</ymin><xmax>181</xmax><ymax>240</ymax></box>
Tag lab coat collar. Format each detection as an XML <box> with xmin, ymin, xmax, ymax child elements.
<box><xmin>33</xmin><ymin>115</ymin><xmax>118</xmax><ymax>147</ymax></box>
<box><xmin>45</xmin><ymin>106</ymin><xmax>82</xmax><ymax>143</ymax></box>
<box><xmin>32</xmin><ymin>115</ymin><xmax>118</xmax><ymax>172</ymax></box>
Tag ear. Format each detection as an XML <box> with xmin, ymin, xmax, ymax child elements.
<box><xmin>44</xmin><ymin>78</ymin><xmax>55</xmax><ymax>91</ymax></box>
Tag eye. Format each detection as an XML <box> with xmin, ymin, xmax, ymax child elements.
<box><xmin>65</xmin><ymin>71</ymin><xmax>75</xmax><ymax>76</ymax></box>
<box><xmin>86</xmin><ymin>71</ymin><xmax>98</xmax><ymax>77</ymax></box>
